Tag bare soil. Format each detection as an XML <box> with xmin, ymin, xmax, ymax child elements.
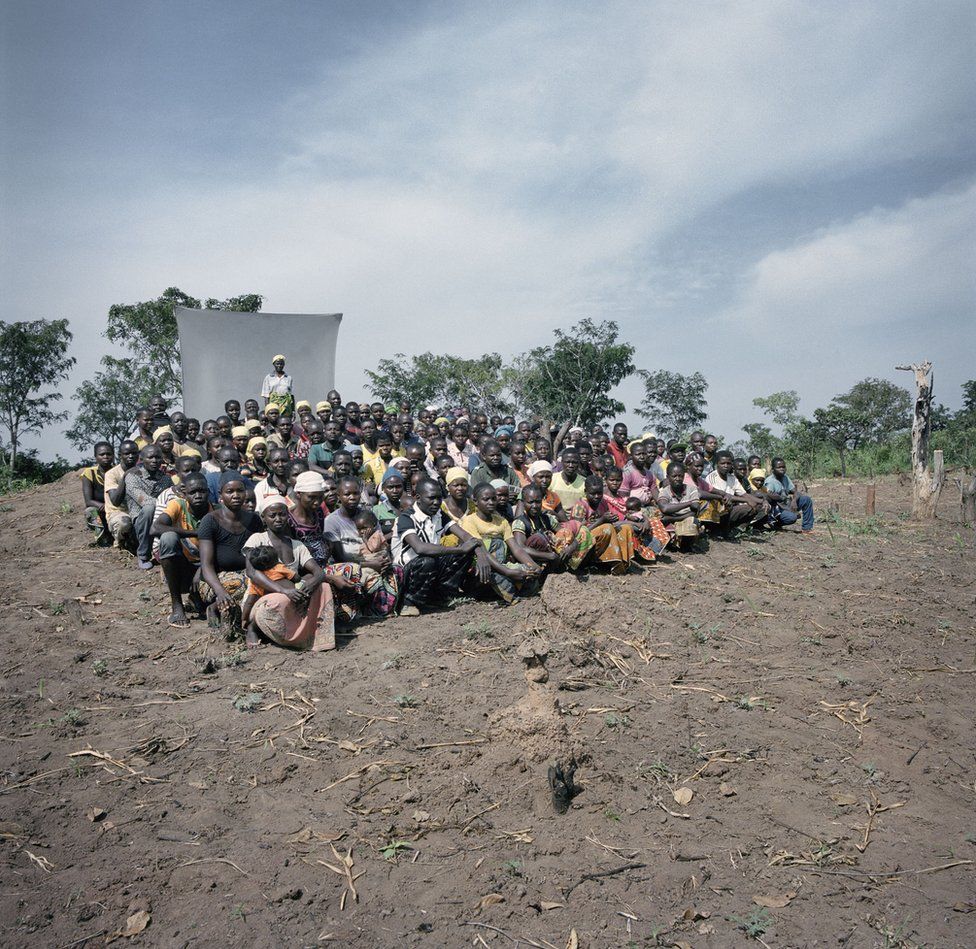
<box><xmin>0</xmin><ymin>475</ymin><xmax>974</xmax><ymax>948</ymax></box>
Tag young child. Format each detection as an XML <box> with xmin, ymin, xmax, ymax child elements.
<box><xmin>241</xmin><ymin>545</ymin><xmax>299</xmax><ymax>628</ymax></box>
<box><xmin>354</xmin><ymin>509</ymin><xmax>388</xmax><ymax>558</ymax></box>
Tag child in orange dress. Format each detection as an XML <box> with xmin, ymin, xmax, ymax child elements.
<box><xmin>241</xmin><ymin>545</ymin><xmax>299</xmax><ymax>626</ymax></box>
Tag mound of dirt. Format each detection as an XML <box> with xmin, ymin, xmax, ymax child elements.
<box><xmin>0</xmin><ymin>475</ymin><xmax>974</xmax><ymax>948</ymax></box>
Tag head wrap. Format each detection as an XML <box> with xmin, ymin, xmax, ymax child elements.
<box><xmin>244</xmin><ymin>418</ymin><xmax>262</xmax><ymax>432</ymax></box>
<box><xmin>257</xmin><ymin>493</ymin><xmax>289</xmax><ymax>514</ymax></box>
<box><xmin>455</xmin><ymin>415</ymin><xmax>469</xmax><ymax>425</ymax></box>
<box><xmin>218</xmin><ymin>469</ymin><xmax>246</xmax><ymax>488</ymax></box>
<box><xmin>296</xmin><ymin>400</ymin><xmax>312</xmax><ymax>411</ymax></box>
<box><xmin>434</xmin><ymin>416</ymin><xmax>450</xmax><ymax>426</ymax></box>
<box><xmin>315</xmin><ymin>401</ymin><xmax>330</xmax><ymax>413</ymax></box>
<box><xmin>391</xmin><ymin>457</ymin><xmax>411</xmax><ymax>474</ymax></box>
<box><xmin>494</xmin><ymin>424</ymin><xmax>515</xmax><ymax>438</ymax></box>
<box><xmin>152</xmin><ymin>426</ymin><xmax>173</xmax><ymax>441</ymax></box>
<box><xmin>273</xmin><ymin>354</ymin><xmax>286</xmax><ymax>363</ymax></box>
<box><xmin>568</xmin><ymin>425</ymin><xmax>584</xmax><ymax>437</ymax></box>
<box><xmin>445</xmin><ymin>466</ymin><xmax>469</xmax><ymax>485</ymax></box>
<box><xmin>180</xmin><ymin>446</ymin><xmax>202</xmax><ymax>458</ymax></box>
<box><xmin>424</xmin><ymin>404</ymin><xmax>439</xmax><ymax>413</ymax></box>
<box><xmin>246</xmin><ymin>436</ymin><xmax>267</xmax><ymax>462</ymax></box>
<box><xmin>231</xmin><ymin>426</ymin><xmax>249</xmax><ymax>438</ymax></box>
<box><xmin>381</xmin><ymin>467</ymin><xmax>405</xmax><ymax>484</ymax></box>
<box><xmin>294</xmin><ymin>471</ymin><xmax>326</xmax><ymax>493</ymax></box>
<box><xmin>489</xmin><ymin>478</ymin><xmax>508</xmax><ymax>490</ymax></box>
<box><xmin>749</xmin><ymin>467</ymin><xmax>767</xmax><ymax>482</ymax></box>
<box><xmin>527</xmin><ymin>460</ymin><xmax>553</xmax><ymax>478</ymax></box>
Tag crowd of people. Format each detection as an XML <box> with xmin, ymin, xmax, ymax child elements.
<box><xmin>77</xmin><ymin>354</ymin><xmax>814</xmax><ymax>652</ymax></box>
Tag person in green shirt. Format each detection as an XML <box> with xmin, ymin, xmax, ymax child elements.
<box><xmin>306</xmin><ymin>421</ymin><xmax>334</xmax><ymax>476</ymax></box>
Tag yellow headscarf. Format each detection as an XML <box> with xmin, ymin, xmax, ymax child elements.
<box><xmin>247</xmin><ymin>436</ymin><xmax>268</xmax><ymax>462</ymax></box>
<box><xmin>446</xmin><ymin>466</ymin><xmax>470</xmax><ymax>485</ymax></box>
<box><xmin>296</xmin><ymin>400</ymin><xmax>312</xmax><ymax>412</ymax></box>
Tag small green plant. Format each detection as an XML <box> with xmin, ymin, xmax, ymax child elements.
<box><xmin>394</xmin><ymin>694</ymin><xmax>418</xmax><ymax>709</ymax></box>
<box><xmin>91</xmin><ymin>659</ymin><xmax>109</xmax><ymax>677</ymax></box>
<box><xmin>59</xmin><ymin>500</ymin><xmax>73</xmax><ymax>516</ymax></box>
<box><xmin>229</xmin><ymin>904</ymin><xmax>246</xmax><ymax>921</ymax></box>
<box><xmin>233</xmin><ymin>692</ymin><xmax>263</xmax><ymax>713</ymax></box>
<box><xmin>836</xmin><ymin>674</ymin><xmax>852</xmax><ymax>687</ymax></box>
<box><xmin>736</xmin><ymin>696</ymin><xmax>768</xmax><ymax>711</ymax></box>
<box><xmin>219</xmin><ymin>650</ymin><xmax>248</xmax><ymax>668</ymax></box>
<box><xmin>381</xmin><ymin>654</ymin><xmax>403</xmax><ymax>671</ymax></box>
<box><xmin>645</xmin><ymin>760</ymin><xmax>672</xmax><ymax>780</ymax></box>
<box><xmin>49</xmin><ymin>600</ymin><xmax>66</xmax><ymax>616</ymax></box>
<box><xmin>380</xmin><ymin>839</ymin><xmax>413</xmax><ymax>861</ymax></box>
<box><xmin>0</xmin><ymin>504</ymin><xmax>13</xmax><ymax>513</ymax></box>
<box><xmin>503</xmin><ymin>859</ymin><xmax>523</xmax><ymax>877</ymax></box>
<box><xmin>38</xmin><ymin>678</ymin><xmax>45</xmax><ymax>698</ymax></box>
<box><xmin>731</xmin><ymin>907</ymin><xmax>771</xmax><ymax>940</ymax></box>
<box><xmin>58</xmin><ymin>708</ymin><xmax>84</xmax><ymax>727</ymax></box>
<box><xmin>603</xmin><ymin>807</ymin><xmax>621</xmax><ymax>822</ymax></box>
<box><xmin>462</xmin><ymin>619</ymin><xmax>493</xmax><ymax>639</ymax></box>
<box><xmin>604</xmin><ymin>712</ymin><xmax>630</xmax><ymax>729</ymax></box>
<box><xmin>690</xmin><ymin>624</ymin><xmax>709</xmax><ymax>645</ymax></box>
<box><xmin>746</xmin><ymin>547</ymin><xmax>764</xmax><ymax>559</ymax></box>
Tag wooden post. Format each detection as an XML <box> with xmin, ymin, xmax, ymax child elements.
<box><xmin>866</xmin><ymin>484</ymin><xmax>876</xmax><ymax>516</ymax></box>
<box><xmin>955</xmin><ymin>471</ymin><xmax>976</xmax><ymax>527</ymax></box>
<box><xmin>895</xmin><ymin>361</ymin><xmax>944</xmax><ymax>520</ymax></box>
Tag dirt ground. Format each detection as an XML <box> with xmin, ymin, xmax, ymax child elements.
<box><xmin>0</xmin><ymin>474</ymin><xmax>973</xmax><ymax>948</ymax></box>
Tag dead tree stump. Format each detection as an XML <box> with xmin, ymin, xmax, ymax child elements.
<box><xmin>895</xmin><ymin>361</ymin><xmax>944</xmax><ymax>520</ymax></box>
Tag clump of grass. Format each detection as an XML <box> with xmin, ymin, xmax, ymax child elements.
<box><xmin>604</xmin><ymin>712</ymin><xmax>630</xmax><ymax>729</ymax></box>
<box><xmin>381</xmin><ymin>654</ymin><xmax>403</xmax><ymax>671</ymax></box>
<box><xmin>731</xmin><ymin>907</ymin><xmax>771</xmax><ymax>940</ymax></box>
<box><xmin>233</xmin><ymin>692</ymin><xmax>263</xmax><ymax>713</ymax></box>
<box><xmin>503</xmin><ymin>859</ymin><xmax>523</xmax><ymax>877</ymax></box>
<box><xmin>91</xmin><ymin>659</ymin><xmax>109</xmax><ymax>677</ymax></box>
<box><xmin>604</xmin><ymin>807</ymin><xmax>621</xmax><ymax>822</ymax></box>
<box><xmin>394</xmin><ymin>694</ymin><xmax>418</xmax><ymax>709</ymax></box>
<box><xmin>462</xmin><ymin>620</ymin><xmax>493</xmax><ymax>639</ymax></box>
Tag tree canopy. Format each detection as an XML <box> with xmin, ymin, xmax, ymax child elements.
<box><xmin>0</xmin><ymin>318</ymin><xmax>75</xmax><ymax>470</ymax></box>
<box><xmin>637</xmin><ymin>369</ymin><xmax>708</xmax><ymax>440</ymax></box>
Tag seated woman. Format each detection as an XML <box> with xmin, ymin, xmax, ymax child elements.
<box><xmin>657</xmin><ymin>462</ymin><xmax>701</xmax><ymax>549</ymax></box>
<box><xmin>441</xmin><ymin>467</ymin><xmax>475</xmax><ymax>528</ymax></box>
<box><xmin>527</xmin><ymin>461</ymin><xmax>570</xmax><ymax>521</ymax></box>
<box><xmin>246</xmin><ymin>436</ymin><xmax>270</xmax><ymax>480</ymax></box>
<box><xmin>684</xmin><ymin>451</ymin><xmax>727</xmax><ymax>530</ymax></box>
<box><xmin>241</xmin><ymin>496</ymin><xmax>335</xmax><ymax>651</ymax></box>
<box><xmin>569</xmin><ymin>475</ymin><xmax>637</xmax><ymax>574</ymax></box>
<box><xmin>510</xmin><ymin>484</ymin><xmax>591</xmax><ymax>573</ymax></box>
<box><xmin>459</xmin><ymin>483</ymin><xmax>542</xmax><ymax>603</ymax></box>
<box><xmin>196</xmin><ymin>471</ymin><xmax>264</xmax><ymax>638</ymax></box>
<box><xmin>320</xmin><ymin>477</ymin><xmax>402</xmax><ymax>620</ymax></box>
<box><xmin>79</xmin><ymin>441</ymin><xmax>115</xmax><ymax>545</ymax></box>
<box><xmin>602</xmin><ymin>465</ymin><xmax>668</xmax><ymax>561</ymax></box>
<box><xmin>153</xmin><ymin>426</ymin><xmax>180</xmax><ymax>473</ymax></box>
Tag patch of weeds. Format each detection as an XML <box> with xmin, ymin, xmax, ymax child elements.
<box><xmin>821</xmin><ymin>553</ymin><xmax>837</xmax><ymax>568</ymax></box>
<box><xmin>49</xmin><ymin>600</ymin><xmax>66</xmax><ymax>616</ymax></box>
<box><xmin>91</xmin><ymin>659</ymin><xmax>109</xmax><ymax>677</ymax></box>
<box><xmin>963</xmin><ymin>833</ymin><xmax>976</xmax><ymax>845</ymax></box>
<box><xmin>462</xmin><ymin>619</ymin><xmax>493</xmax><ymax>639</ymax></box>
<box><xmin>603</xmin><ymin>807</ymin><xmax>621</xmax><ymax>822</ymax></box>
<box><xmin>604</xmin><ymin>712</ymin><xmax>630</xmax><ymax>729</ymax></box>
<box><xmin>746</xmin><ymin>547</ymin><xmax>764</xmax><ymax>559</ymax></box>
<box><xmin>220</xmin><ymin>650</ymin><xmax>248</xmax><ymax>668</ymax></box>
<box><xmin>233</xmin><ymin>692</ymin><xmax>263</xmax><ymax>713</ymax></box>
<box><xmin>736</xmin><ymin>696</ymin><xmax>769</xmax><ymax>711</ymax></box>
<box><xmin>503</xmin><ymin>859</ymin><xmax>523</xmax><ymax>877</ymax></box>
<box><xmin>836</xmin><ymin>674</ymin><xmax>852</xmax><ymax>687</ymax></box>
<box><xmin>381</xmin><ymin>654</ymin><xmax>403</xmax><ymax>671</ymax></box>
<box><xmin>54</xmin><ymin>708</ymin><xmax>85</xmax><ymax>727</ymax></box>
<box><xmin>380</xmin><ymin>839</ymin><xmax>413</xmax><ymax>862</ymax></box>
<box><xmin>645</xmin><ymin>759</ymin><xmax>672</xmax><ymax>780</ymax></box>
<box><xmin>0</xmin><ymin>504</ymin><xmax>13</xmax><ymax>513</ymax></box>
<box><xmin>229</xmin><ymin>905</ymin><xmax>246</xmax><ymax>922</ymax></box>
<box><xmin>394</xmin><ymin>694</ymin><xmax>418</xmax><ymax>709</ymax></box>
<box><xmin>799</xmin><ymin>634</ymin><xmax>823</xmax><ymax>646</ymax></box>
<box><xmin>731</xmin><ymin>907</ymin><xmax>771</xmax><ymax>940</ymax></box>
<box><xmin>58</xmin><ymin>500</ymin><xmax>73</xmax><ymax>516</ymax></box>
<box><xmin>37</xmin><ymin>678</ymin><xmax>45</xmax><ymax>698</ymax></box>
<box><xmin>689</xmin><ymin>623</ymin><xmax>709</xmax><ymax>645</ymax></box>
<box><xmin>138</xmin><ymin>591</ymin><xmax>152</xmax><ymax>602</ymax></box>
<box><xmin>861</xmin><ymin>761</ymin><xmax>878</xmax><ymax>778</ymax></box>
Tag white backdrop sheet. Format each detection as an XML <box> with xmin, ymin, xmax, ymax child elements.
<box><xmin>175</xmin><ymin>307</ymin><xmax>342</xmax><ymax>418</ymax></box>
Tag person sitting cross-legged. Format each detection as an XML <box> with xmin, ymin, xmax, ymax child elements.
<box><xmin>79</xmin><ymin>441</ymin><xmax>115</xmax><ymax>545</ymax></box>
<box><xmin>763</xmin><ymin>458</ymin><xmax>814</xmax><ymax>534</ymax></box>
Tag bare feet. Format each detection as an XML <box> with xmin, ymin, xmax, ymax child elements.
<box><xmin>167</xmin><ymin>607</ymin><xmax>191</xmax><ymax>629</ymax></box>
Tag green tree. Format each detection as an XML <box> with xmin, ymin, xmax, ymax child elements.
<box><xmin>365</xmin><ymin>352</ymin><xmax>510</xmax><ymax>414</ymax></box>
<box><xmin>959</xmin><ymin>379</ymin><xmax>976</xmax><ymax>418</ymax></box>
<box><xmin>830</xmin><ymin>377</ymin><xmax>911</xmax><ymax>445</ymax></box>
<box><xmin>105</xmin><ymin>287</ymin><xmax>263</xmax><ymax>398</ymax></box>
<box><xmin>509</xmin><ymin>319</ymin><xmax>636</xmax><ymax>429</ymax></box>
<box><xmin>637</xmin><ymin>369</ymin><xmax>708</xmax><ymax>440</ymax></box>
<box><xmin>751</xmin><ymin>390</ymin><xmax>800</xmax><ymax>428</ymax></box>
<box><xmin>0</xmin><ymin>318</ymin><xmax>76</xmax><ymax>470</ymax></box>
<box><xmin>812</xmin><ymin>404</ymin><xmax>869</xmax><ymax>476</ymax></box>
<box><xmin>65</xmin><ymin>357</ymin><xmax>154</xmax><ymax>452</ymax></box>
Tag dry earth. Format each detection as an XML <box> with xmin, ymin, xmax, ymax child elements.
<box><xmin>0</xmin><ymin>474</ymin><xmax>974</xmax><ymax>948</ymax></box>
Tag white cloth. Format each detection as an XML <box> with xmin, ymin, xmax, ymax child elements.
<box><xmin>706</xmin><ymin>469</ymin><xmax>746</xmax><ymax>497</ymax></box>
<box><xmin>391</xmin><ymin>505</ymin><xmax>448</xmax><ymax>567</ymax></box>
<box><xmin>242</xmin><ymin>531</ymin><xmax>313</xmax><ymax>573</ymax></box>
<box><xmin>261</xmin><ymin>372</ymin><xmax>293</xmax><ymax>399</ymax></box>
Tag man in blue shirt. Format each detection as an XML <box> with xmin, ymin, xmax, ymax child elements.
<box><xmin>763</xmin><ymin>458</ymin><xmax>814</xmax><ymax>533</ymax></box>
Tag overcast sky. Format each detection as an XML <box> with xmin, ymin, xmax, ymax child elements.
<box><xmin>2</xmin><ymin>0</ymin><xmax>974</xmax><ymax>457</ymax></box>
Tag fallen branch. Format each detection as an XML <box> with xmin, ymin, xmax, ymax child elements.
<box><xmin>175</xmin><ymin>856</ymin><xmax>248</xmax><ymax>875</ymax></box>
<box><xmin>563</xmin><ymin>861</ymin><xmax>647</xmax><ymax>898</ymax></box>
<box><xmin>461</xmin><ymin>921</ymin><xmax>548</xmax><ymax>948</ymax></box>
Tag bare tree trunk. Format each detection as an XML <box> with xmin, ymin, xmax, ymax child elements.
<box><xmin>895</xmin><ymin>361</ymin><xmax>944</xmax><ymax>520</ymax></box>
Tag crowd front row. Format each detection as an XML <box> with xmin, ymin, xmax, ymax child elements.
<box><xmin>77</xmin><ymin>389</ymin><xmax>815</xmax><ymax>651</ymax></box>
